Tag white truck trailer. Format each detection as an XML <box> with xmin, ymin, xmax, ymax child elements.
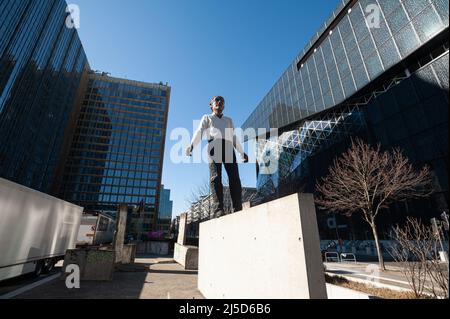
<box><xmin>76</xmin><ymin>213</ymin><xmax>115</xmax><ymax>246</ymax></box>
<box><xmin>0</xmin><ymin>178</ymin><xmax>83</xmax><ymax>281</ymax></box>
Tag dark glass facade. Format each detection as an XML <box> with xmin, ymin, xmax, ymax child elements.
<box><xmin>157</xmin><ymin>185</ymin><xmax>173</xmax><ymax>234</ymax></box>
<box><xmin>243</xmin><ymin>0</ymin><xmax>448</xmax><ymax>133</ymax></box>
<box><xmin>158</xmin><ymin>185</ymin><xmax>173</xmax><ymax>220</ymax></box>
<box><xmin>1</xmin><ymin>2</ymin><xmax>172</xmax><ymax>234</ymax></box>
<box><xmin>58</xmin><ymin>73</ymin><xmax>170</xmax><ymax>232</ymax></box>
<box><xmin>0</xmin><ymin>0</ymin><xmax>88</xmax><ymax>193</ymax></box>
<box><xmin>243</xmin><ymin>0</ymin><xmax>449</xmax><ymax>239</ymax></box>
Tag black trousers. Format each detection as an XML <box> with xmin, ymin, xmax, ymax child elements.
<box><xmin>208</xmin><ymin>139</ymin><xmax>243</xmax><ymax>214</ymax></box>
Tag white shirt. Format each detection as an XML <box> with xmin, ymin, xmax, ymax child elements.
<box><xmin>191</xmin><ymin>113</ymin><xmax>245</xmax><ymax>157</ymax></box>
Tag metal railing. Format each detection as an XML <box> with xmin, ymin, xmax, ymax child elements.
<box><xmin>340</xmin><ymin>253</ymin><xmax>357</xmax><ymax>263</ymax></box>
<box><xmin>325</xmin><ymin>252</ymin><xmax>340</xmax><ymax>262</ymax></box>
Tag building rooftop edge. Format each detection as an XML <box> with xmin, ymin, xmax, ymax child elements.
<box><xmin>88</xmin><ymin>70</ymin><xmax>171</xmax><ymax>89</ymax></box>
<box><xmin>241</xmin><ymin>0</ymin><xmax>351</xmax><ymax>129</ymax></box>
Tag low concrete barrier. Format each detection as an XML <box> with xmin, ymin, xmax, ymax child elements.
<box><xmin>122</xmin><ymin>244</ymin><xmax>136</xmax><ymax>264</ymax></box>
<box><xmin>174</xmin><ymin>243</ymin><xmax>198</xmax><ymax>270</ymax></box>
<box><xmin>198</xmin><ymin>193</ymin><xmax>327</xmax><ymax>299</ymax></box>
<box><xmin>136</xmin><ymin>241</ymin><xmax>170</xmax><ymax>255</ymax></box>
<box><xmin>63</xmin><ymin>249</ymin><xmax>115</xmax><ymax>281</ymax></box>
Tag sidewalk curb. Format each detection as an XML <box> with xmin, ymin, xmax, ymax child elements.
<box><xmin>325</xmin><ymin>272</ymin><xmax>413</xmax><ymax>292</ymax></box>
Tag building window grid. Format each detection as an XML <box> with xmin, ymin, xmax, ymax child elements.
<box><xmin>290</xmin><ymin>63</ymin><xmax>303</xmax><ymax>119</ymax></box>
<box><xmin>287</xmin><ymin>63</ymin><xmax>299</xmax><ymax>121</ymax></box>
<box><xmin>326</xmin><ymin>36</ymin><xmax>346</xmax><ymax>104</ymax></box>
<box><xmin>88</xmin><ymin>95</ymin><xmax>166</xmax><ymax>108</ymax></box>
<box><xmin>80</xmin><ymin>105</ymin><xmax>165</xmax><ymax>119</ymax></box>
<box><xmin>346</xmin><ymin>13</ymin><xmax>371</xmax><ymax>87</ymax></box>
<box><xmin>73</xmin><ymin>131</ymin><xmax>162</xmax><ymax>143</ymax></box>
<box><xmin>312</xmin><ymin>52</ymin><xmax>326</xmax><ymax>112</ymax></box>
<box><xmin>84</xmin><ymin>95</ymin><xmax>166</xmax><ymax>111</ymax></box>
<box><xmin>286</xmin><ymin>68</ymin><xmax>295</xmax><ymax>123</ymax></box>
<box><xmin>64</xmin><ymin>187</ymin><xmax>159</xmax><ymax>196</ymax></box>
<box><xmin>32</xmin><ymin>2</ymin><xmax>63</xmax><ymax>68</ymax></box>
<box><xmin>278</xmin><ymin>72</ymin><xmax>293</xmax><ymax>126</ymax></box>
<box><xmin>81</xmin><ymin>104</ymin><xmax>165</xmax><ymax>119</ymax></box>
<box><xmin>298</xmin><ymin>64</ymin><xmax>309</xmax><ymax>116</ymax></box>
<box><xmin>265</xmin><ymin>89</ymin><xmax>272</xmax><ymax>128</ymax></box>
<box><xmin>244</xmin><ymin>0</ymin><xmax>446</xmax><ymax>133</ymax></box>
<box><xmin>75</xmin><ymin>121</ymin><xmax>164</xmax><ymax>133</ymax></box>
<box><xmin>0</xmin><ymin>2</ymin><xmax>48</xmax><ymax>111</ymax></box>
<box><xmin>74</xmin><ymin>134</ymin><xmax>161</xmax><ymax>146</ymax></box>
<box><xmin>68</xmin><ymin>144</ymin><xmax>162</xmax><ymax>154</ymax></box>
<box><xmin>280</xmin><ymin>72</ymin><xmax>289</xmax><ymax>127</ymax></box>
<box><xmin>269</xmin><ymin>88</ymin><xmax>277</xmax><ymax>128</ymax></box>
<box><xmin>77</xmin><ymin>114</ymin><xmax>165</xmax><ymax>127</ymax></box>
<box><xmin>426</xmin><ymin>0</ymin><xmax>445</xmax><ymax>28</ymax></box>
<box><xmin>337</xmin><ymin>23</ymin><xmax>358</xmax><ymax>98</ymax></box>
<box><xmin>1</xmin><ymin>3</ymin><xmax>26</xmax><ymax>54</ymax></box>
<box><xmin>396</xmin><ymin>2</ymin><xmax>424</xmax><ymax>53</ymax></box>
<box><xmin>87</xmin><ymin>85</ymin><xmax>166</xmax><ymax>103</ymax></box>
<box><xmin>0</xmin><ymin>6</ymin><xmax>88</xmax><ymax>189</ymax></box>
<box><xmin>304</xmin><ymin>62</ymin><xmax>317</xmax><ymax>114</ymax></box>
<box><xmin>374</xmin><ymin>0</ymin><xmax>403</xmax><ymax>62</ymax></box>
<box><xmin>61</xmin><ymin>80</ymin><xmax>169</xmax><ymax>217</ymax></box>
<box><xmin>270</xmin><ymin>87</ymin><xmax>279</xmax><ymax>127</ymax></box>
<box><xmin>65</xmin><ymin>161</ymin><xmax>159</xmax><ymax>176</ymax></box>
<box><xmin>66</xmin><ymin>186</ymin><xmax>159</xmax><ymax>195</ymax></box>
<box><xmin>279</xmin><ymin>74</ymin><xmax>287</xmax><ymax>127</ymax></box>
<box><xmin>356</xmin><ymin>2</ymin><xmax>387</xmax><ymax>77</ymax></box>
<box><xmin>319</xmin><ymin>44</ymin><xmax>337</xmax><ymax>107</ymax></box>
<box><xmin>62</xmin><ymin>179</ymin><xmax>159</xmax><ymax>189</ymax></box>
<box><xmin>271</xmin><ymin>83</ymin><xmax>279</xmax><ymax>128</ymax></box>
<box><xmin>277</xmin><ymin>81</ymin><xmax>284</xmax><ymax>127</ymax></box>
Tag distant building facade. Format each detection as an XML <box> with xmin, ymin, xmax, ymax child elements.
<box><xmin>57</xmin><ymin>72</ymin><xmax>170</xmax><ymax>234</ymax></box>
<box><xmin>183</xmin><ymin>187</ymin><xmax>259</xmax><ymax>239</ymax></box>
<box><xmin>157</xmin><ymin>185</ymin><xmax>173</xmax><ymax>234</ymax></box>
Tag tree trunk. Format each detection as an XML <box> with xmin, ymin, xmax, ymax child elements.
<box><xmin>371</xmin><ymin>222</ymin><xmax>386</xmax><ymax>271</ymax></box>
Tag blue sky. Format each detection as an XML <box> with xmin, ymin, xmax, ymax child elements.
<box><xmin>70</xmin><ymin>0</ymin><xmax>340</xmax><ymax>217</ymax></box>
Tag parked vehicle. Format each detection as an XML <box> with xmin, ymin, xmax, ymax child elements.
<box><xmin>0</xmin><ymin>178</ymin><xmax>83</xmax><ymax>281</ymax></box>
<box><xmin>76</xmin><ymin>212</ymin><xmax>115</xmax><ymax>246</ymax></box>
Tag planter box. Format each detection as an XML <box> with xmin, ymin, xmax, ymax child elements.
<box><xmin>63</xmin><ymin>249</ymin><xmax>115</xmax><ymax>281</ymax></box>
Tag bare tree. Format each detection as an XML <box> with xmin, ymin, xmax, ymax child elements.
<box><xmin>187</xmin><ymin>178</ymin><xmax>211</xmax><ymax>206</ymax></box>
<box><xmin>185</xmin><ymin>178</ymin><xmax>213</xmax><ymax>220</ymax></box>
<box><xmin>315</xmin><ymin>138</ymin><xmax>433</xmax><ymax>270</ymax></box>
<box><xmin>390</xmin><ymin>217</ymin><xmax>433</xmax><ymax>298</ymax></box>
<box><xmin>390</xmin><ymin>217</ymin><xmax>449</xmax><ymax>299</ymax></box>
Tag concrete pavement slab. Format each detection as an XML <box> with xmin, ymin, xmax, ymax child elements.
<box><xmin>13</xmin><ymin>257</ymin><xmax>204</xmax><ymax>299</ymax></box>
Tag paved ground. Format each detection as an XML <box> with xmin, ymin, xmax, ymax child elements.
<box><xmin>9</xmin><ymin>256</ymin><xmax>204</xmax><ymax>299</ymax></box>
<box><xmin>324</xmin><ymin>261</ymin><xmax>444</xmax><ymax>292</ymax></box>
<box><xmin>0</xmin><ymin>267</ymin><xmax>62</xmax><ymax>297</ymax></box>
<box><xmin>4</xmin><ymin>257</ymin><xmax>445</xmax><ymax>299</ymax></box>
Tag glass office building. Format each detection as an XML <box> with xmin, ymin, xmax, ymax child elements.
<box><xmin>159</xmin><ymin>185</ymin><xmax>173</xmax><ymax>220</ymax></box>
<box><xmin>242</xmin><ymin>0</ymin><xmax>449</xmax><ymax>238</ymax></box>
<box><xmin>157</xmin><ymin>185</ymin><xmax>173</xmax><ymax>233</ymax></box>
<box><xmin>58</xmin><ymin>72</ymin><xmax>170</xmax><ymax>232</ymax></box>
<box><xmin>0</xmin><ymin>0</ymin><xmax>88</xmax><ymax>193</ymax></box>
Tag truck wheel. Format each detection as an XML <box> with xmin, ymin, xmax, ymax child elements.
<box><xmin>34</xmin><ymin>260</ymin><xmax>44</xmax><ymax>277</ymax></box>
<box><xmin>42</xmin><ymin>258</ymin><xmax>55</xmax><ymax>274</ymax></box>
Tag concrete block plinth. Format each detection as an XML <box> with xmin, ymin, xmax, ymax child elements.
<box><xmin>121</xmin><ymin>244</ymin><xmax>137</xmax><ymax>264</ymax></box>
<box><xmin>174</xmin><ymin>243</ymin><xmax>198</xmax><ymax>270</ymax></box>
<box><xmin>63</xmin><ymin>249</ymin><xmax>115</xmax><ymax>281</ymax></box>
<box><xmin>198</xmin><ymin>193</ymin><xmax>327</xmax><ymax>299</ymax></box>
<box><xmin>137</xmin><ymin>241</ymin><xmax>170</xmax><ymax>255</ymax></box>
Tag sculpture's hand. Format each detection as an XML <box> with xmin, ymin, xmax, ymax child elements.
<box><xmin>186</xmin><ymin>145</ymin><xmax>193</xmax><ymax>157</ymax></box>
